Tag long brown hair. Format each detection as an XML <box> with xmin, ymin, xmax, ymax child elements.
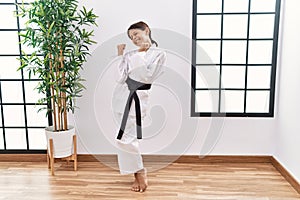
<box><xmin>127</xmin><ymin>21</ymin><xmax>158</xmax><ymax>47</ymax></box>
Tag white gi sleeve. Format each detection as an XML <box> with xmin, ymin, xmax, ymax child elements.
<box><xmin>146</xmin><ymin>51</ymin><xmax>167</xmax><ymax>81</ymax></box>
<box><xmin>117</xmin><ymin>53</ymin><xmax>129</xmax><ymax>84</ymax></box>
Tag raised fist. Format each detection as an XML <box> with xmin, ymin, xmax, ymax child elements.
<box><xmin>117</xmin><ymin>44</ymin><xmax>126</xmax><ymax>56</ymax></box>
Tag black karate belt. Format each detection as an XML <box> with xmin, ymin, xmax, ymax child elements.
<box><xmin>116</xmin><ymin>77</ymin><xmax>152</xmax><ymax>140</ymax></box>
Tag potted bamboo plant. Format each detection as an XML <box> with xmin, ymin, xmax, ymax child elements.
<box><xmin>17</xmin><ymin>0</ymin><xmax>98</xmax><ymax>160</ymax></box>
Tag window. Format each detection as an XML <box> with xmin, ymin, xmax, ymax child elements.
<box><xmin>0</xmin><ymin>1</ymin><xmax>47</xmax><ymax>153</ymax></box>
<box><xmin>191</xmin><ymin>0</ymin><xmax>281</xmax><ymax>117</ymax></box>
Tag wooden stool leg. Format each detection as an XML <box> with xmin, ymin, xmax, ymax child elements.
<box><xmin>73</xmin><ymin>135</ymin><xmax>77</xmax><ymax>171</ymax></box>
<box><xmin>49</xmin><ymin>138</ymin><xmax>55</xmax><ymax>176</ymax></box>
<box><xmin>47</xmin><ymin>148</ymin><xmax>50</xmax><ymax>169</ymax></box>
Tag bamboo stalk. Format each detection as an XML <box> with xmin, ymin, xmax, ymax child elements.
<box><xmin>60</xmin><ymin>48</ymin><xmax>68</xmax><ymax>131</ymax></box>
<box><xmin>49</xmin><ymin>53</ymin><xmax>57</xmax><ymax>131</ymax></box>
<box><xmin>54</xmin><ymin>38</ymin><xmax>62</xmax><ymax>131</ymax></box>
<box><xmin>54</xmin><ymin>36</ymin><xmax>66</xmax><ymax>131</ymax></box>
<box><xmin>57</xmin><ymin>63</ymin><xmax>61</xmax><ymax>131</ymax></box>
<box><xmin>58</xmin><ymin>33</ymin><xmax>67</xmax><ymax>131</ymax></box>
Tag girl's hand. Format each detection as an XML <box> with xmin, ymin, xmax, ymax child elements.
<box><xmin>117</xmin><ymin>44</ymin><xmax>126</xmax><ymax>56</ymax></box>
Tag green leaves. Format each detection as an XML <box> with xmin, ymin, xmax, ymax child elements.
<box><xmin>17</xmin><ymin>0</ymin><xmax>98</xmax><ymax>119</ymax></box>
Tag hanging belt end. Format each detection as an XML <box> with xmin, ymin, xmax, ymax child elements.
<box><xmin>116</xmin><ymin>130</ymin><xmax>123</xmax><ymax>140</ymax></box>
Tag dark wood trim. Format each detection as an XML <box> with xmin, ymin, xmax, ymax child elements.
<box><xmin>80</xmin><ymin>155</ymin><xmax>272</xmax><ymax>163</ymax></box>
<box><xmin>270</xmin><ymin>157</ymin><xmax>300</xmax><ymax>194</ymax></box>
<box><xmin>175</xmin><ymin>155</ymin><xmax>272</xmax><ymax>163</ymax></box>
<box><xmin>0</xmin><ymin>154</ymin><xmax>47</xmax><ymax>162</ymax></box>
<box><xmin>78</xmin><ymin>154</ymin><xmax>117</xmax><ymax>162</ymax></box>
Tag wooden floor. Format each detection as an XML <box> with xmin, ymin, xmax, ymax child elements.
<box><xmin>0</xmin><ymin>161</ymin><xmax>299</xmax><ymax>200</ymax></box>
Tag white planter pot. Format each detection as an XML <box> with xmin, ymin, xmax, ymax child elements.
<box><xmin>45</xmin><ymin>125</ymin><xmax>75</xmax><ymax>158</ymax></box>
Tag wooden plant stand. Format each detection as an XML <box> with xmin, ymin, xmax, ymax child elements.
<box><xmin>47</xmin><ymin>135</ymin><xmax>77</xmax><ymax>175</ymax></box>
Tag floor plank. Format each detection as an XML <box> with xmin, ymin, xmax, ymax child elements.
<box><xmin>0</xmin><ymin>161</ymin><xmax>299</xmax><ymax>200</ymax></box>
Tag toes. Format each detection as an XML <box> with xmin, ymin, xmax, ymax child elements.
<box><xmin>131</xmin><ymin>186</ymin><xmax>139</xmax><ymax>192</ymax></box>
<box><xmin>134</xmin><ymin>185</ymin><xmax>139</xmax><ymax>192</ymax></box>
<box><xmin>131</xmin><ymin>178</ymin><xmax>140</xmax><ymax>192</ymax></box>
<box><xmin>139</xmin><ymin>185</ymin><xmax>147</xmax><ymax>193</ymax></box>
<box><xmin>136</xmin><ymin>171</ymin><xmax>148</xmax><ymax>189</ymax></box>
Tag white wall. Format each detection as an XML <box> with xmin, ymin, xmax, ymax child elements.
<box><xmin>73</xmin><ymin>0</ymin><xmax>276</xmax><ymax>156</ymax></box>
<box><xmin>274</xmin><ymin>0</ymin><xmax>300</xmax><ymax>183</ymax></box>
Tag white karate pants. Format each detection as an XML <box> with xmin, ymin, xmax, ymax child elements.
<box><xmin>115</xmin><ymin>113</ymin><xmax>144</xmax><ymax>175</ymax></box>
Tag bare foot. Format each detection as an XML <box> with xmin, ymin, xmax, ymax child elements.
<box><xmin>136</xmin><ymin>168</ymin><xmax>148</xmax><ymax>192</ymax></box>
<box><xmin>131</xmin><ymin>173</ymin><xmax>140</xmax><ymax>192</ymax></box>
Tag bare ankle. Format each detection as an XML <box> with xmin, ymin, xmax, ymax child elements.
<box><xmin>137</xmin><ymin>168</ymin><xmax>146</xmax><ymax>173</ymax></box>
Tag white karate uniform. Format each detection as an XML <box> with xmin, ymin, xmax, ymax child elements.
<box><xmin>112</xmin><ymin>46</ymin><xmax>166</xmax><ymax>174</ymax></box>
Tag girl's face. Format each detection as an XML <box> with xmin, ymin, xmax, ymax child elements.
<box><xmin>128</xmin><ymin>28</ymin><xmax>150</xmax><ymax>47</ymax></box>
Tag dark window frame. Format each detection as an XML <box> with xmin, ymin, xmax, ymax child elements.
<box><xmin>191</xmin><ymin>0</ymin><xmax>281</xmax><ymax>117</ymax></box>
<box><xmin>0</xmin><ymin>1</ymin><xmax>48</xmax><ymax>153</ymax></box>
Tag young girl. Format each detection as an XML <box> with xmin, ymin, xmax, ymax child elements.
<box><xmin>114</xmin><ymin>21</ymin><xmax>166</xmax><ymax>192</ymax></box>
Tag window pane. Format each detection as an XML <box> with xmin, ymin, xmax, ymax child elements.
<box><xmin>248</xmin><ymin>40</ymin><xmax>273</xmax><ymax>64</ymax></box>
<box><xmin>24</xmin><ymin>81</ymin><xmax>45</xmax><ymax>103</ymax></box>
<box><xmin>0</xmin><ymin>5</ymin><xmax>17</xmax><ymax>29</ymax></box>
<box><xmin>0</xmin><ymin>128</ymin><xmax>3</xmax><ymax>149</ymax></box>
<box><xmin>21</xmin><ymin>44</ymin><xmax>39</xmax><ymax>55</ymax></box>
<box><xmin>224</xmin><ymin>0</ymin><xmax>249</xmax><ymax>13</ymax></box>
<box><xmin>2</xmin><ymin>105</ymin><xmax>25</xmax><ymax>126</ymax></box>
<box><xmin>197</xmin><ymin>15</ymin><xmax>221</xmax><ymax>38</ymax></box>
<box><xmin>246</xmin><ymin>91</ymin><xmax>270</xmax><ymax>113</ymax></box>
<box><xmin>221</xmin><ymin>66</ymin><xmax>245</xmax><ymax>88</ymax></box>
<box><xmin>197</xmin><ymin>0</ymin><xmax>222</xmax><ymax>13</ymax></box>
<box><xmin>196</xmin><ymin>65</ymin><xmax>220</xmax><ymax>88</ymax></box>
<box><xmin>220</xmin><ymin>90</ymin><xmax>244</xmax><ymax>113</ymax></box>
<box><xmin>0</xmin><ymin>32</ymin><xmax>19</xmax><ymax>54</ymax></box>
<box><xmin>250</xmin><ymin>14</ymin><xmax>275</xmax><ymax>38</ymax></box>
<box><xmin>28</xmin><ymin>128</ymin><xmax>46</xmax><ymax>149</ymax></box>
<box><xmin>223</xmin><ymin>14</ymin><xmax>248</xmax><ymax>38</ymax></box>
<box><xmin>19</xmin><ymin>15</ymin><xmax>29</xmax><ymax>30</ymax></box>
<box><xmin>196</xmin><ymin>41</ymin><xmax>220</xmax><ymax>64</ymax></box>
<box><xmin>0</xmin><ymin>56</ymin><xmax>21</xmax><ymax>79</ymax></box>
<box><xmin>1</xmin><ymin>81</ymin><xmax>23</xmax><ymax>103</ymax></box>
<box><xmin>247</xmin><ymin>66</ymin><xmax>271</xmax><ymax>89</ymax></box>
<box><xmin>222</xmin><ymin>41</ymin><xmax>247</xmax><ymax>64</ymax></box>
<box><xmin>251</xmin><ymin>0</ymin><xmax>276</xmax><ymax>12</ymax></box>
<box><xmin>0</xmin><ymin>106</ymin><xmax>2</xmax><ymax>127</ymax></box>
<box><xmin>195</xmin><ymin>90</ymin><xmax>219</xmax><ymax>112</ymax></box>
<box><xmin>26</xmin><ymin>105</ymin><xmax>47</xmax><ymax>127</ymax></box>
<box><xmin>5</xmin><ymin>129</ymin><xmax>27</xmax><ymax>149</ymax></box>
